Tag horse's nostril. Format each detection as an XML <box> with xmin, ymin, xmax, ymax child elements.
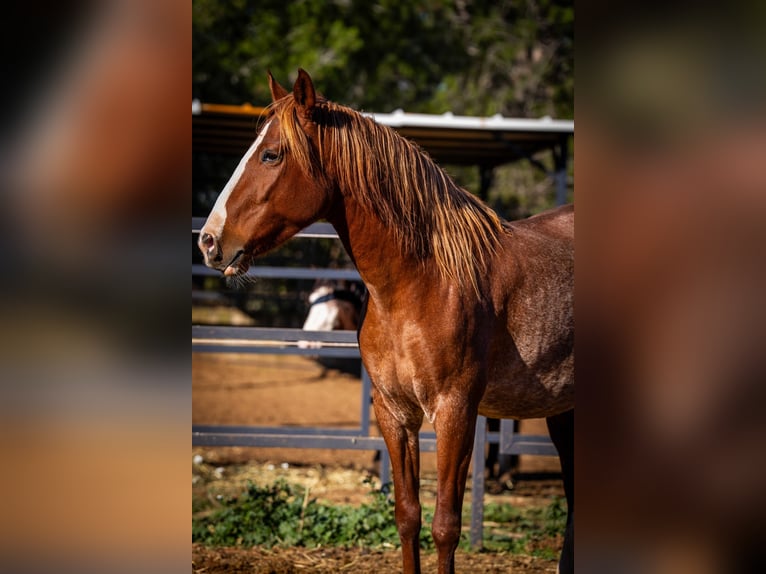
<box><xmin>199</xmin><ymin>232</ymin><xmax>215</xmax><ymax>252</ymax></box>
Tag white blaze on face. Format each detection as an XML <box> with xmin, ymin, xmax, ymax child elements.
<box><xmin>202</xmin><ymin>120</ymin><xmax>272</xmax><ymax>238</ymax></box>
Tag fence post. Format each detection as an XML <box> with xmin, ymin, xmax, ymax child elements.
<box><xmin>470</xmin><ymin>415</ymin><xmax>487</xmax><ymax>549</ymax></box>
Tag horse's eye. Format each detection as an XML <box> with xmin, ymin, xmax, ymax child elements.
<box><xmin>261</xmin><ymin>149</ymin><xmax>281</xmax><ymax>164</ymax></box>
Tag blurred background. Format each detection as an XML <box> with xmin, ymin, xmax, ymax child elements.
<box><xmin>0</xmin><ymin>1</ymin><xmax>190</xmax><ymax>572</ymax></box>
<box><xmin>577</xmin><ymin>3</ymin><xmax>766</xmax><ymax>573</ymax></box>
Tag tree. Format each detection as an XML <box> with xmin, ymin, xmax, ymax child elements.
<box><xmin>193</xmin><ymin>0</ymin><xmax>468</xmax><ymax>111</ymax></box>
<box><xmin>192</xmin><ymin>0</ymin><xmax>573</xmax><ymax>118</ymax></box>
<box><xmin>431</xmin><ymin>0</ymin><xmax>574</xmax><ymax>119</ymax></box>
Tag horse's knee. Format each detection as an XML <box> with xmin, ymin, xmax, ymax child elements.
<box><xmin>395</xmin><ymin>500</ymin><xmax>422</xmax><ymax>542</ymax></box>
<box><xmin>431</xmin><ymin>510</ymin><xmax>461</xmax><ymax>551</ymax></box>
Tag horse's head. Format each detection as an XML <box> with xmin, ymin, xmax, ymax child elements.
<box><xmin>198</xmin><ymin>69</ymin><xmax>332</xmax><ymax>276</ymax></box>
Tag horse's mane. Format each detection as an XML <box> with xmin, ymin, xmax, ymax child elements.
<box><xmin>269</xmin><ymin>96</ymin><xmax>504</xmax><ymax>294</ymax></box>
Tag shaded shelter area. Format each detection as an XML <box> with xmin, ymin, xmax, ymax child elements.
<box><xmin>192</xmin><ymin>101</ymin><xmax>573</xmax><ymax>203</ymax></box>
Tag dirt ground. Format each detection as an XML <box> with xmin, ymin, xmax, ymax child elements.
<box><xmin>192</xmin><ymin>544</ymin><xmax>558</xmax><ymax>573</ymax></box>
<box><xmin>192</xmin><ymin>350</ymin><xmax>563</xmax><ymax>572</ymax></box>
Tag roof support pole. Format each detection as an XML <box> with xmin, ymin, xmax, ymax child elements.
<box><xmin>554</xmin><ymin>135</ymin><xmax>570</xmax><ymax>206</ymax></box>
<box><xmin>478</xmin><ymin>165</ymin><xmax>494</xmax><ymax>202</ymax></box>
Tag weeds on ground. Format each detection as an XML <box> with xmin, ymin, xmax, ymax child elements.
<box><xmin>475</xmin><ymin>497</ymin><xmax>566</xmax><ymax>558</ymax></box>
<box><xmin>192</xmin><ymin>478</ymin><xmax>565</xmax><ymax>557</ymax></box>
<box><xmin>193</xmin><ymin>478</ymin><xmax>403</xmax><ymax>548</ymax></box>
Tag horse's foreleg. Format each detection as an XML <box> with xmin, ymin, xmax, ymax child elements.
<box><xmin>374</xmin><ymin>395</ymin><xmax>423</xmax><ymax>574</ymax></box>
<box><xmin>432</xmin><ymin>403</ymin><xmax>479</xmax><ymax>574</ymax></box>
<box><xmin>547</xmin><ymin>409</ymin><xmax>574</xmax><ymax>574</ymax></box>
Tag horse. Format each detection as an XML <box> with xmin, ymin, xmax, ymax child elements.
<box><xmin>299</xmin><ymin>280</ymin><xmax>365</xmax><ymax>375</ymax></box>
<box><xmin>198</xmin><ymin>69</ymin><xmax>574</xmax><ymax>574</ymax></box>
<box><xmin>302</xmin><ymin>280</ymin><xmax>364</xmax><ymax>335</ymax></box>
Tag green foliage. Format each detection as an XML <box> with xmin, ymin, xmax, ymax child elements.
<box><xmin>426</xmin><ymin>0</ymin><xmax>574</xmax><ymax>119</ymax></box>
<box><xmin>193</xmin><ymin>479</ymin><xmax>401</xmax><ymax>548</ymax></box>
<box><xmin>477</xmin><ymin>496</ymin><xmax>567</xmax><ymax>558</ymax></box>
<box><xmin>192</xmin><ymin>0</ymin><xmax>573</xmax><ymax>119</ymax></box>
<box><xmin>192</xmin><ymin>479</ymin><xmax>565</xmax><ymax>557</ymax></box>
<box><xmin>193</xmin><ymin>0</ymin><xmax>469</xmax><ymax>112</ymax></box>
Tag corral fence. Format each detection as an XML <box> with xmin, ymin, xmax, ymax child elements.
<box><xmin>192</xmin><ymin>217</ymin><xmax>558</xmax><ymax>548</ymax></box>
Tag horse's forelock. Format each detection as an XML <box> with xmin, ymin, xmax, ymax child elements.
<box><xmin>269</xmin><ymin>100</ymin><xmax>316</xmax><ymax>177</ymax></box>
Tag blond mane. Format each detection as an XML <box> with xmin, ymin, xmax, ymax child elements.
<box><xmin>270</xmin><ymin>96</ymin><xmax>504</xmax><ymax>294</ymax></box>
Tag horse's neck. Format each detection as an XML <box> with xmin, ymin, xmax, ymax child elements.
<box><xmin>328</xmin><ymin>197</ymin><xmax>430</xmax><ymax>306</ymax></box>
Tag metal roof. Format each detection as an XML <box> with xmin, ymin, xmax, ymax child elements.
<box><xmin>192</xmin><ymin>101</ymin><xmax>573</xmax><ymax>167</ymax></box>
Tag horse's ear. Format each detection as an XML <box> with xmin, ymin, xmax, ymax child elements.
<box><xmin>268</xmin><ymin>70</ymin><xmax>289</xmax><ymax>102</ymax></box>
<box><xmin>292</xmin><ymin>68</ymin><xmax>316</xmax><ymax>117</ymax></box>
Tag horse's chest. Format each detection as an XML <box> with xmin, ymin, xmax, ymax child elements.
<box><xmin>360</xmin><ymin>336</ymin><xmax>426</xmax><ymax>391</ymax></box>
<box><xmin>359</xmin><ymin>319</ymin><xmax>470</xmax><ymax>424</ymax></box>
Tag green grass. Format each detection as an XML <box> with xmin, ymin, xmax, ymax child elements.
<box><xmin>477</xmin><ymin>497</ymin><xmax>566</xmax><ymax>558</ymax></box>
<box><xmin>192</xmin><ymin>478</ymin><xmax>565</xmax><ymax>557</ymax></box>
<box><xmin>193</xmin><ymin>478</ymin><xmax>401</xmax><ymax>548</ymax></box>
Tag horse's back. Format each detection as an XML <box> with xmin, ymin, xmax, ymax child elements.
<box><xmin>510</xmin><ymin>203</ymin><xmax>573</xmax><ymax>240</ymax></box>
<box><xmin>503</xmin><ymin>205</ymin><xmax>574</xmax><ymax>280</ymax></box>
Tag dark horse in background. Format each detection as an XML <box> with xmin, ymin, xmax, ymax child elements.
<box><xmin>198</xmin><ymin>70</ymin><xmax>574</xmax><ymax>574</ymax></box>
<box><xmin>300</xmin><ymin>279</ymin><xmax>365</xmax><ymax>375</ymax></box>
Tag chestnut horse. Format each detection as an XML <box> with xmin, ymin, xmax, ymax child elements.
<box><xmin>198</xmin><ymin>70</ymin><xmax>574</xmax><ymax>574</ymax></box>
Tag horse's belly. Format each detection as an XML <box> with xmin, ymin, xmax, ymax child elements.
<box><xmin>478</xmin><ymin>366</ymin><xmax>574</xmax><ymax>419</ymax></box>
